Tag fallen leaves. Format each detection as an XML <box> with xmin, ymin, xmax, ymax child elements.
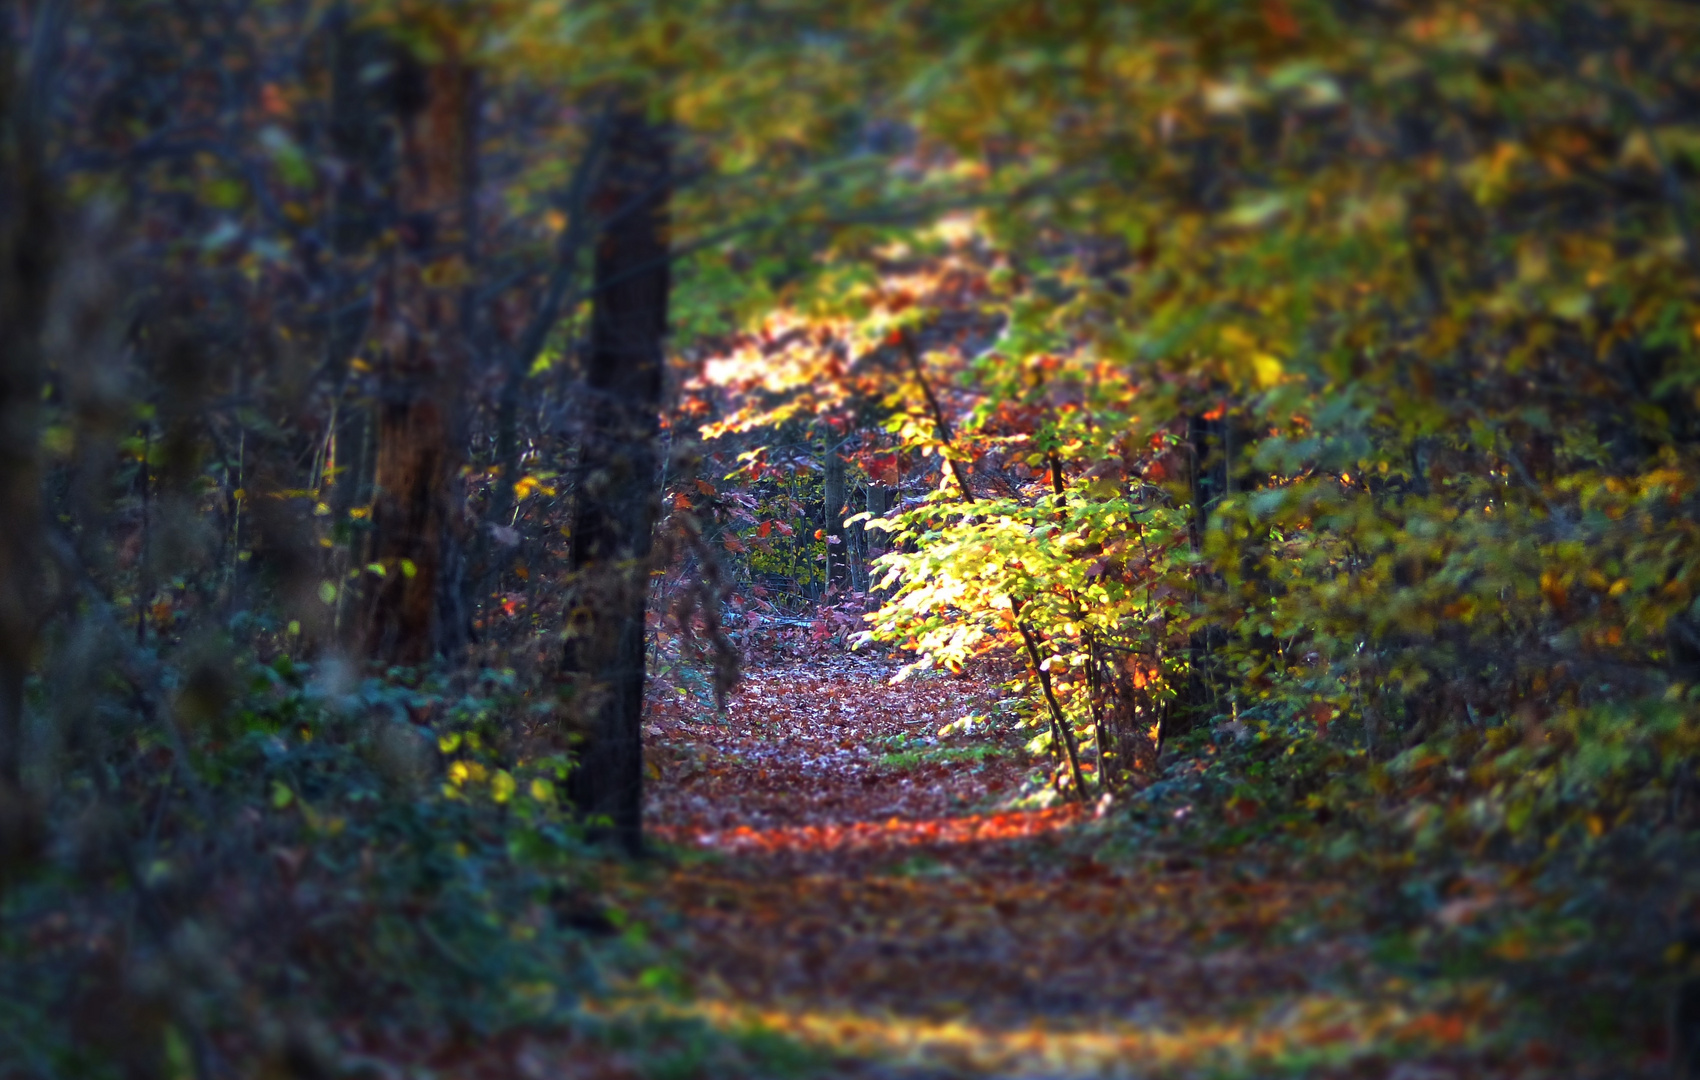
<box><xmin>610</xmin><ymin>658</ymin><xmax>1539</xmax><ymax>1077</ymax></box>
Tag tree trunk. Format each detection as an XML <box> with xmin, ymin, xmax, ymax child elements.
<box><xmin>864</xmin><ymin>482</ymin><xmax>892</xmax><ymax>594</ymax></box>
<box><xmin>823</xmin><ymin>437</ymin><xmax>848</xmax><ymax>592</ymax></box>
<box><xmin>0</xmin><ymin>9</ymin><xmax>57</xmax><ymax>793</ymax></box>
<box><xmin>1675</xmin><ymin>974</ymin><xmax>1700</xmax><ymax>1080</ymax></box>
<box><xmin>363</xmin><ymin>45</ymin><xmax>474</xmax><ymax>664</ymax></box>
<box><xmin>564</xmin><ymin>106</ymin><xmax>669</xmax><ymax>855</ymax></box>
<box><xmin>0</xmin><ymin>5</ymin><xmax>60</xmax><ymax>887</ymax></box>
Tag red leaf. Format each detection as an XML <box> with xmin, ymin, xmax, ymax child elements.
<box><xmin>1261</xmin><ymin>0</ymin><xmax>1300</xmax><ymax>39</ymax></box>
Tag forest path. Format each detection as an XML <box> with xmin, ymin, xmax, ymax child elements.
<box><xmin>620</xmin><ymin>657</ymin><xmax>1508</xmax><ymax>1079</ymax></box>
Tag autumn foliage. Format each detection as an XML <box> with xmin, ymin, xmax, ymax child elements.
<box><xmin>4</xmin><ymin>0</ymin><xmax>1700</xmax><ymax>1077</ymax></box>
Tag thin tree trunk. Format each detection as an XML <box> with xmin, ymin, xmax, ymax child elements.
<box><xmin>865</xmin><ymin>482</ymin><xmax>891</xmax><ymax>595</ymax></box>
<box><xmin>564</xmin><ymin>105</ymin><xmax>669</xmax><ymax>856</ymax></box>
<box><xmin>1086</xmin><ymin>633</ymin><xmax>1112</xmax><ymax>790</ymax></box>
<box><xmin>906</xmin><ymin>340</ymin><xmax>1087</xmax><ymax>800</ymax></box>
<box><xmin>823</xmin><ymin>435</ymin><xmax>848</xmax><ymax>591</ymax></box>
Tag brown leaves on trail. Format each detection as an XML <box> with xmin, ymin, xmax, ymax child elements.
<box><xmin>622</xmin><ymin>658</ymin><xmax>1533</xmax><ymax>1077</ymax></box>
<box><xmin>657</xmin><ymin>856</ymin><xmax>1335</xmax><ymax>1031</ymax></box>
<box><xmin>645</xmin><ymin>657</ymin><xmax>1033</xmax><ymax>835</ymax></box>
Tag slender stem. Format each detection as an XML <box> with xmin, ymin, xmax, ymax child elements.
<box><xmin>903</xmin><ymin>332</ymin><xmax>975</xmax><ymax>501</ymax></box>
<box><xmin>1087</xmin><ymin>632</ymin><xmax>1111</xmax><ymax>792</ymax></box>
<box><xmin>1020</xmin><ymin>620</ymin><xmax>1089</xmax><ymax>801</ymax></box>
<box><xmin>137</xmin><ymin>423</ymin><xmax>150</xmax><ymax>646</ymax></box>
<box><xmin>906</xmin><ymin>332</ymin><xmax>1090</xmax><ymax>793</ymax></box>
<box><xmin>487</xmin><ymin>117</ymin><xmax>614</xmax><ymax>534</ymax></box>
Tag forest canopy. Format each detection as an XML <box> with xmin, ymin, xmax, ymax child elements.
<box><xmin>3</xmin><ymin>0</ymin><xmax>1700</xmax><ymax>1076</ymax></box>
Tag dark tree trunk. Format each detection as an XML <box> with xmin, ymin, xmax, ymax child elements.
<box><xmin>565</xmin><ymin>106</ymin><xmax>669</xmax><ymax>855</ymax></box>
<box><xmin>0</xmin><ymin>6</ymin><xmax>60</xmax><ymax>887</ymax></box>
<box><xmin>362</xmin><ymin>46</ymin><xmax>474</xmax><ymax>664</ymax></box>
<box><xmin>823</xmin><ymin>437</ymin><xmax>848</xmax><ymax>591</ymax></box>
<box><xmin>0</xmin><ymin>10</ymin><xmax>56</xmax><ymax>794</ymax></box>
<box><xmin>1675</xmin><ymin>973</ymin><xmax>1700</xmax><ymax>1080</ymax></box>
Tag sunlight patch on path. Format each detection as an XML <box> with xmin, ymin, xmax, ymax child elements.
<box><xmin>676</xmin><ymin>994</ymin><xmax>1483</xmax><ymax>1078</ymax></box>
<box><xmin>650</xmin><ymin>805</ymin><xmax>1084</xmax><ymax>855</ymax></box>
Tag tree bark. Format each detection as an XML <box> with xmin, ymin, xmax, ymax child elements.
<box><xmin>823</xmin><ymin>436</ymin><xmax>848</xmax><ymax>591</ymax></box>
<box><xmin>864</xmin><ymin>482</ymin><xmax>892</xmax><ymax>594</ymax></box>
<box><xmin>363</xmin><ymin>45</ymin><xmax>474</xmax><ymax>664</ymax></box>
<box><xmin>0</xmin><ymin>6</ymin><xmax>58</xmax><ymax>792</ymax></box>
<box><xmin>564</xmin><ymin>106</ymin><xmax>669</xmax><ymax>855</ymax></box>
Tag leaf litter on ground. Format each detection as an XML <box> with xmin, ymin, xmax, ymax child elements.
<box><xmin>587</xmin><ymin>654</ymin><xmax>1560</xmax><ymax>1079</ymax></box>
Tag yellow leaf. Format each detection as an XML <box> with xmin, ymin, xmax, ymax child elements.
<box><xmin>421</xmin><ymin>256</ymin><xmax>472</xmax><ymax>289</ymax></box>
<box><xmin>1252</xmin><ymin>352</ymin><xmax>1284</xmax><ymax>388</ymax></box>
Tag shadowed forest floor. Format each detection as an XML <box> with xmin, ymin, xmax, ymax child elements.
<box><xmin>555</xmin><ymin>657</ymin><xmax>1595</xmax><ymax>1080</ymax></box>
